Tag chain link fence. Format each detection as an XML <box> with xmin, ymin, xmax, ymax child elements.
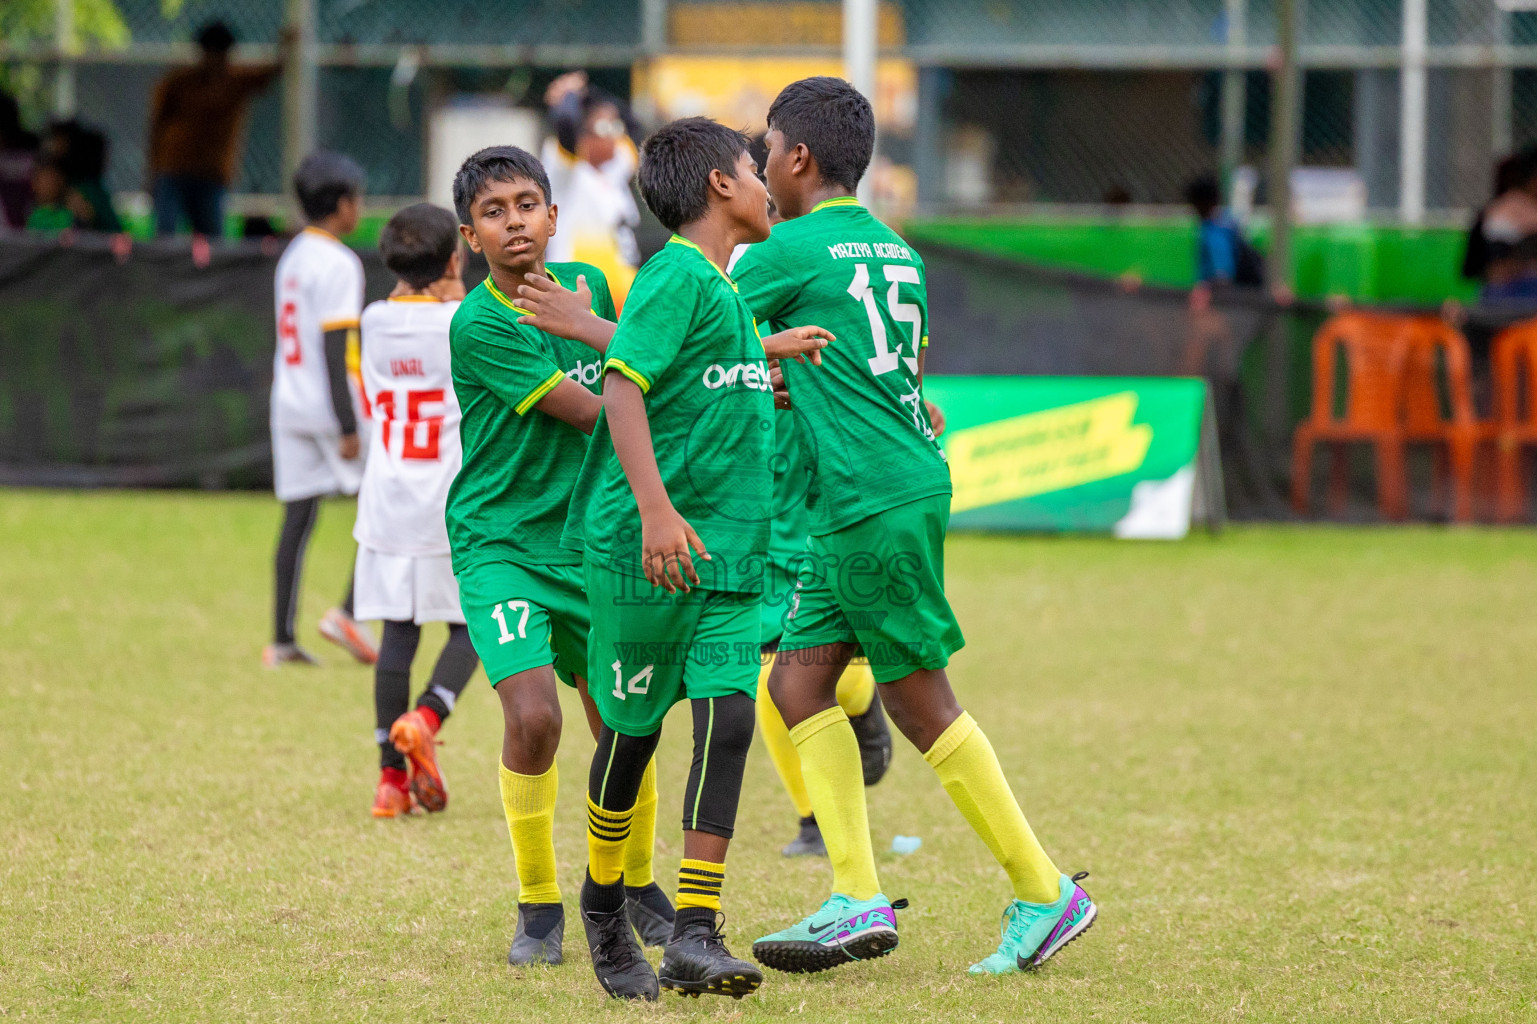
<box><xmin>4</xmin><ymin>0</ymin><xmax>1537</xmax><ymax>214</ymax></box>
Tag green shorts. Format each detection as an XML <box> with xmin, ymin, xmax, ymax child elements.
<box><xmin>777</xmin><ymin>493</ymin><xmax>965</xmax><ymax>683</ymax></box>
<box><xmin>586</xmin><ymin>559</ymin><xmax>760</xmax><ymax>736</ymax></box>
<box><xmin>458</xmin><ymin>560</ymin><xmax>589</xmax><ymax>687</ymax></box>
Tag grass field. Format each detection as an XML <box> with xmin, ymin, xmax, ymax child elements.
<box><xmin>2</xmin><ymin>490</ymin><xmax>1534</xmax><ymax>1023</ymax></box>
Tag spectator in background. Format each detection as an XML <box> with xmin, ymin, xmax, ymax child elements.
<box><xmin>46</xmin><ymin>119</ymin><xmax>121</xmax><ymax>233</ymax></box>
<box><xmin>25</xmin><ymin>159</ymin><xmax>72</xmax><ymax>233</ymax></box>
<box><xmin>1476</xmin><ymin>149</ymin><xmax>1537</xmax><ymax>301</ymax></box>
<box><xmin>1186</xmin><ymin>175</ymin><xmax>1264</xmax><ymax>289</ymax></box>
<box><xmin>0</xmin><ymin>89</ymin><xmax>40</xmax><ymax>231</ymax></box>
<box><xmin>541</xmin><ymin>70</ymin><xmax>641</xmax><ymax>306</ymax></box>
<box><xmin>1460</xmin><ymin>153</ymin><xmax>1521</xmax><ymax>285</ymax></box>
<box><xmin>147</xmin><ymin>21</ymin><xmax>287</xmax><ymax>237</ymax></box>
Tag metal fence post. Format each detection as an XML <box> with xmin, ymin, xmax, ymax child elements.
<box><xmin>1399</xmin><ymin>0</ymin><xmax>1427</xmax><ymax>224</ymax></box>
<box><xmin>53</xmin><ymin>0</ymin><xmax>76</xmax><ymax>118</ymax></box>
<box><xmin>282</xmin><ymin>0</ymin><xmax>319</xmax><ymax>202</ymax></box>
<box><xmin>1266</xmin><ymin>0</ymin><xmax>1299</xmax><ymax>289</ymax></box>
<box><xmin>642</xmin><ymin>0</ymin><xmax>668</xmax><ymax>54</ymax></box>
<box><xmin>844</xmin><ymin>0</ymin><xmax>877</xmax><ymax>208</ymax></box>
<box><xmin>1219</xmin><ymin>0</ymin><xmax>1248</xmax><ymax>188</ymax></box>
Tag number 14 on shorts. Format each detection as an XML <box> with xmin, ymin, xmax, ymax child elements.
<box><xmin>610</xmin><ymin>661</ymin><xmax>653</xmax><ymax>701</ymax></box>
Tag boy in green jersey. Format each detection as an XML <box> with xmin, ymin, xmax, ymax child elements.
<box><xmin>445</xmin><ymin>145</ymin><xmax>674</xmax><ymax>969</ymax></box>
<box><xmin>560</xmin><ymin>117</ymin><xmax>832</xmax><ymax>1001</ymax></box>
<box><xmin>738</xmin><ymin>78</ymin><xmax>1098</xmax><ymax>977</ymax></box>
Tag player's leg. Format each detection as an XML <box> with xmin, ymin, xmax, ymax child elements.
<box><xmin>390</xmin><ymin>622</ymin><xmax>478</xmax><ymax>813</ymax></box>
<box><xmin>754</xmin><ymin>653</ymin><xmax>824</xmax><ymax>856</ymax></box>
<box><xmin>838</xmin><ymin>659</ymin><xmax>892</xmax><ymax>785</ymax></box>
<box><xmin>655</xmin><ymin>591</ymin><xmax>766</xmax><ymax>999</ymax></box>
<box><xmin>371</xmin><ymin>619</ymin><xmax>419</xmax><ymax>818</ymax></box>
<box><xmin>458</xmin><ymin>562</ymin><xmax>575</xmax><ymax>967</ymax></box>
<box><xmin>266</xmin><ymin>494</ymin><xmax>321</xmax><ymax>667</ymax></box>
<box><xmin>315</xmin><ymin>440</ymin><xmax>376</xmax><ymax>665</ymax></box>
<box><xmin>546</xmin><ymin>564</ymin><xmax>673</xmax><ymax>947</ymax></box>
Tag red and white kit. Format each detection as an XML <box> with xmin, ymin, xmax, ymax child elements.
<box><xmin>352</xmin><ymin>295</ymin><xmax>464</xmax><ymax>625</ymax></box>
<box><xmin>271</xmin><ymin>225</ymin><xmax>368</xmax><ymax>501</ymax></box>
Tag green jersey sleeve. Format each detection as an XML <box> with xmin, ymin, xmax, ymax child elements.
<box><xmin>731</xmin><ymin>233</ymin><xmax>802</xmax><ymax>324</ymax></box>
<box><xmin>602</xmin><ymin>266</ymin><xmax>700</xmax><ymax>392</ymax></box>
<box><xmin>456</xmin><ymin>314</ymin><xmax>566</xmax><ymax>416</ymax></box>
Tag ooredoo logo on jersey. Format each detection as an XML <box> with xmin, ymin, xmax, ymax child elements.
<box><xmin>701</xmin><ymin>361</ymin><xmax>772</xmax><ymax>392</ymax></box>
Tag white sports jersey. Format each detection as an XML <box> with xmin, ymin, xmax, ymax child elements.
<box><xmin>271</xmin><ymin>226</ymin><xmax>366</xmax><ymax>434</ymax></box>
<box><xmin>353</xmin><ymin>296</ymin><xmax>462</xmax><ymax>557</ymax></box>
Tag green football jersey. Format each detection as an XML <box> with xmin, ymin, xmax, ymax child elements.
<box><xmin>563</xmin><ymin>236</ymin><xmax>774</xmax><ymax>594</ymax></box>
<box><xmin>732</xmin><ymin>197</ymin><xmax>950</xmax><ymax>535</ymax></box>
<box><xmin>761</xmin><ymin>407</ymin><xmax>815</xmax><ymax>643</ymax></box>
<box><xmin>445</xmin><ymin>262</ymin><xmax>612</xmax><ymax>573</ymax></box>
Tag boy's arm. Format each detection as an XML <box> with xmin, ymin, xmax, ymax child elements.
<box><xmin>323</xmin><ymin>328</ymin><xmax>360</xmax><ymax>452</ymax></box>
<box><xmin>515</xmin><ymin>273</ymin><xmax>614</xmax><ymax>354</ymax></box>
<box><xmin>604</xmin><ymin>373</ymin><xmax>708</xmax><ymax>593</ymax></box>
<box><xmin>532</xmin><ymin>378</ymin><xmax>602</xmax><ymax>435</ymax></box>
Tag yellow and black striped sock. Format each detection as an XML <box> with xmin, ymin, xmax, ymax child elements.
<box><xmin>676</xmin><ymin>858</ymin><xmax>725</xmax><ymax>912</ymax></box>
<box><xmin>586</xmin><ymin>796</ymin><xmax>633</xmax><ymax>887</ymax></box>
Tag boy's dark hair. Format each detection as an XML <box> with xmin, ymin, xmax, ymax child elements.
<box><xmin>380</xmin><ymin>203</ymin><xmax>460</xmax><ymax>289</ymax></box>
<box><xmin>638</xmin><ymin>116</ymin><xmax>752</xmax><ymax>233</ymax></box>
<box><xmin>1185</xmin><ymin>175</ymin><xmax>1222</xmax><ymax>217</ymax></box>
<box><xmin>195</xmin><ymin>21</ymin><xmax>236</xmax><ymax>55</ymax></box>
<box><xmin>766</xmin><ymin>77</ymin><xmax>874</xmax><ymax>193</ymax></box>
<box><xmin>451</xmin><ymin>145</ymin><xmax>552</xmax><ymax>225</ymax></box>
<box><xmin>293</xmin><ymin>151</ymin><xmax>366</xmax><ymax>222</ymax></box>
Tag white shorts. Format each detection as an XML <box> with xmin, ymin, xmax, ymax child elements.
<box><xmin>354</xmin><ymin>547</ymin><xmax>465</xmax><ymax>625</ymax></box>
<box><xmin>272</xmin><ymin>427</ymin><xmax>365</xmax><ymax>502</ymax></box>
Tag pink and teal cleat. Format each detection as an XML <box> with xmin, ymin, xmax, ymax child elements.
<box><xmin>753</xmin><ymin>893</ymin><xmax>907</xmax><ymax>973</ymax></box>
<box><xmin>968</xmin><ymin>872</ymin><xmax>1097</xmax><ymax>975</ymax></box>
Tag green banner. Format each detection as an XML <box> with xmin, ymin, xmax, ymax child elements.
<box><xmin>924</xmin><ymin>376</ymin><xmax>1208</xmax><ymax>537</ymax></box>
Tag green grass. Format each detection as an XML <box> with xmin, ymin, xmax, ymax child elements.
<box><xmin>2</xmin><ymin>490</ymin><xmax>1534</xmax><ymax>1022</ymax></box>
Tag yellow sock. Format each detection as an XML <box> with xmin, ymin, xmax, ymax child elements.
<box><xmin>623</xmin><ymin>759</ymin><xmax>658</xmax><ymax>888</ymax></box>
<box><xmin>924</xmin><ymin>713</ymin><xmax>1060</xmax><ymax>904</ymax></box>
<box><xmin>677</xmin><ymin>858</ymin><xmax>726</xmax><ymax>912</ymax></box>
<box><xmin>586</xmin><ymin>795</ymin><xmax>633</xmax><ymax>887</ymax></box>
<box><xmin>835</xmin><ymin>659</ymin><xmax>876</xmax><ymax>717</ymax></box>
<box><xmin>499</xmin><ymin>761</ymin><xmax>561</xmax><ymax>904</ymax></box>
<box><xmin>791</xmin><ymin>706</ymin><xmax>881</xmax><ymax>900</ymax></box>
<box><xmin>757</xmin><ymin>658</ymin><xmax>814</xmax><ymax>819</ymax></box>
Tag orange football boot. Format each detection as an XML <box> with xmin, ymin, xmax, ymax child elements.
<box><xmin>390</xmin><ymin>709</ymin><xmax>448</xmax><ymax>813</ymax></box>
<box><xmin>318</xmin><ymin>608</ymin><xmax>378</xmax><ymax>665</ymax></box>
<box><xmin>371</xmin><ymin>777</ymin><xmax>414</xmax><ymax>818</ymax></box>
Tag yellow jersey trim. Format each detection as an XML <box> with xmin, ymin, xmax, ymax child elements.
<box><xmin>483</xmin><ymin>276</ymin><xmax>533</xmax><ymax>317</ymax></box>
<box><xmin>605</xmin><ymin>358</ymin><xmax>651</xmax><ymax>393</ymax></box>
<box><xmin>810</xmin><ymin>196</ymin><xmax>862</xmax><ymax>213</ymax></box>
<box><xmin>387</xmin><ymin>295</ymin><xmax>443</xmax><ymax>303</ymax></box>
<box><xmin>921</xmin><ymin>334</ymin><xmax>930</xmax><ymax>348</ymax></box>
<box><xmin>515</xmin><ymin>369</ymin><xmax>567</xmax><ymax>415</ymax></box>
<box><xmin>667</xmin><ymin>235</ymin><xmax>737</xmax><ymax>290</ymax></box>
<box><xmin>321</xmin><ymin>317</ymin><xmax>360</xmax><ymax>332</ymax></box>
<box><xmin>302</xmin><ymin>225</ymin><xmax>340</xmax><ymax>242</ymax></box>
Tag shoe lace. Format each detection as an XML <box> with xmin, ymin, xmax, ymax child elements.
<box><xmin>591</xmin><ymin>910</ymin><xmax>643</xmax><ymax>971</ymax></box>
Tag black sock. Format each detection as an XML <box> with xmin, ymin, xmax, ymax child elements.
<box><xmin>518</xmin><ymin>901</ymin><xmax>564</xmax><ymax>939</ymax></box>
<box><xmin>416</xmin><ymin>624</ymin><xmax>478</xmax><ymax>725</ymax></box>
<box><xmin>582</xmin><ymin>871</ymin><xmax>626</xmax><ymax>915</ymax></box>
<box><xmin>273</xmin><ymin>497</ymin><xmax>320</xmax><ymax>645</ymax></box>
<box><xmin>625</xmin><ymin>882</ymin><xmax>674</xmax><ymax>917</ymax></box>
<box><xmin>672</xmin><ymin>906</ymin><xmax>715</xmax><ymax>939</ymax></box>
<box><xmin>375</xmin><ymin>620</ymin><xmax>419</xmax><ymax>771</ymax></box>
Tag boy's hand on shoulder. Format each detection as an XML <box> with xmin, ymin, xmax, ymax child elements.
<box><xmin>769</xmin><ymin>360</ymin><xmax>792</xmax><ymax>410</ymax></box>
<box><xmin>517</xmin><ymin>274</ymin><xmax>607</xmax><ymax>345</ymax></box>
<box><xmin>640</xmin><ymin>505</ymin><xmax>710</xmax><ymax>593</ymax></box>
<box><xmin>762</xmin><ymin>325</ymin><xmax>834</xmax><ymax>366</ymax></box>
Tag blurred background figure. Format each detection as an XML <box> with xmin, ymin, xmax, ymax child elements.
<box><xmin>1186</xmin><ymin>174</ymin><xmax>1263</xmax><ymax>290</ymax></box>
<box><xmin>1474</xmin><ymin>149</ymin><xmax>1537</xmax><ymax>301</ymax></box>
<box><xmin>147</xmin><ymin>21</ymin><xmax>286</xmax><ymax>238</ymax></box>
<box><xmin>45</xmin><ymin>120</ymin><xmax>121</xmax><ymax>233</ymax></box>
<box><xmin>541</xmin><ymin>70</ymin><xmax>641</xmax><ymax>306</ymax></box>
<box><xmin>0</xmin><ymin>89</ymin><xmax>39</xmax><ymax>231</ymax></box>
<box><xmin>25</xmin><ymin>158</ymin><xmax>72</xmax><ymax>233</ymax></box>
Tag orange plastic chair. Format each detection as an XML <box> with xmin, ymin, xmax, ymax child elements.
<box><xmin>1491</xmin><ymin>319</ymin><xmax>1537</xmax><ymax>522</ymax></box>
<box><xmin>1400</xmin><ymin>318</ymin><xmax>1491</xmax><ymax>523</ymax></box>
<box><xmin>1291</xmin><ymin>312</ymin><xmax>1414</xmax><ymax>520</ymax></box>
